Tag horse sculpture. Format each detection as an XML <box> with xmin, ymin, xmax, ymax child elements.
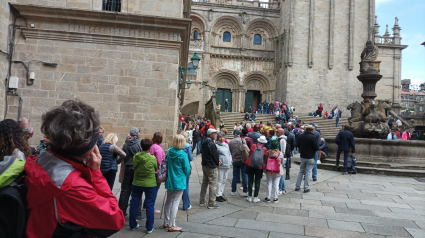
<box><xmin>347</xmin><ymin>101</ymin><xmax>363</xmax><ymax>123</ymax></box>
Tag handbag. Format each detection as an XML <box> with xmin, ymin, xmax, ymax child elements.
<box><xmin>240</xmin><ymin>138</ymin><xmax>250</xmax><ymax>163</ymax></box>
<box><xmin>157</xmin><ymin>154</ymin><xmax>168</xmax><ymax>183</ymax></box>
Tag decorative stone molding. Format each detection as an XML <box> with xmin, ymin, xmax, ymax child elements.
<box><xmin>210</xmin><ymin>69</ymin><xmax>240</xmax><ymax>89</ymax></box>
<box><xmin>242</xmin><ymin>71</ymin><xmax>273</xmax><ymax>91</ymax></box>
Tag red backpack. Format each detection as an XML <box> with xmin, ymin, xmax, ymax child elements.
<box><xmin>266</xmin><ymin>152</ymin><xmax>281</xmax><ymax>174</ymax></box>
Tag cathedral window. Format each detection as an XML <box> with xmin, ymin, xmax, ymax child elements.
<box><xmin>223</xmin><ymin>32</ymin><xmax>231</xmax><ymax>42</ymax></box>
<box><xmin>253</xmin><ymin>34</ymin><xmax>262</xmax><ymax>45</ymax></box>
<box><xmin>102</xmin><ymin>0</ymin><xmax>121</xmax><ymax>12</ymax></box>
<box><xmin>194</xmin><ymin>30</ymin><xmax>198</xmax><ymax>39</ymax></box>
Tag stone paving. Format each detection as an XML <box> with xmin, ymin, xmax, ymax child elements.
<box><xmin>111</xmin><ymin>153</ymin><xmax>425</xmax><ymax>238</ymax></box>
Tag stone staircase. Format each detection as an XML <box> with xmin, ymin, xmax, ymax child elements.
<box><xmin>220</xmin><ymin>113</ymin><xmax>275</xmax><ymax>139</ymax></box>
<box><xmin>219</xmin><ymin>113</ymin><xmax>348</xmax><ymax>140</ymax></box>
<box><xmin>296</xmin><ymin>116</ymin><xmax>349</xmax><ymax>139</ymax></box>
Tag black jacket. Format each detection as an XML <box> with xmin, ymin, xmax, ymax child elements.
<box><xmin>244</xmin><ymin>113</ymin><xmax>250</xmax><ymax>120</ymax></box>
<box><xmin>335</xmin><ymin>130</ymin><xmax>355</xmax><ymax>153</ymax></box>
<box><xmin>319</xmin><ymin>140</ymin><xmax>328</xmax><ymax>155</ymax></box>
<box><xmin>297</xmin><ymin>131</ymin><xmax>319</xmax><ymax>159</ymax></box>
<box><xmin>287</xmin><ymin>131</ymin><xmax>296</xmax><ymax>150</ymax></box>
<box><xmin>201</xmin><ymin>138</ymin><xmax>219</xmax><ymax>168</ymax></box>
<box><xmin>123</xmin><ymin>138</ymin><xmax>142</xmax><ymax>168</ymax></box>
<box><xmin>193</xmin><ymin>130</ymin><xmax>202</xmax><ymax>142</ymax></box>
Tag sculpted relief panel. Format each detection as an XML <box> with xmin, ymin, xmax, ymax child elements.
<box><xmin>216</xmin><ymin>78</ymin><xmax>234</xmax><ymax>89</ymax></box>
<box><xmin>246</xmin><ymin>80</ymin><xmax>263</xmax><ymax>90</ymax></box>
<box><xmin>209</xmin><ymin>56</ymin><xmax>274</xmax><ymax>78</ymax></box>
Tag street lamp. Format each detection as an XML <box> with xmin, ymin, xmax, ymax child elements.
<box><xmin>199</xmin><ymin>81</ymin><xmax>209</xmax><ymax>89</ymax></box>
<box><xmin>178</xmin><ymin>53</ymin><xmax>201</xmax><ymax>97</ymax></box>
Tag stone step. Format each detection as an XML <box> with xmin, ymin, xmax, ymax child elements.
<box><xmin>322</xmin><ymin>158</ymin><xmax>425</xmax><ymax>170</ymax></box>
<box><xmin>293</xmin><ymin>157</ymin><xmax>425</xmax><ymax>177</ymax></box>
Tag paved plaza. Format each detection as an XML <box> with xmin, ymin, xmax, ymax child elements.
<box><xmin>111</xmin><ymin>153</ymin><xmax>425</xmax><ymax>238</ymax></box>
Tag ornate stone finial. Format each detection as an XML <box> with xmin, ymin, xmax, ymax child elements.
<box><xmin>374</xmin><ymin>15</ymin><xmax>380</xmax><ymax>36</ymax></box>
<box><xmin>361</xmin><ymin>41</ymin><xmax>378</xmax><ymax>62</ymax></box>
<box><xmin>384</xmin><ymin>24</ymin><xmax>390</xmax><ymax>36</ymax></box>
<box><xmin>395</xmin><ymin>17</ymin><xmax>399</xmax><ymax>26</ymax></box>
<box><xmin>392</xmin><ymin>17</ymin><xmax>401</xmax><ymax>37</ymax></box>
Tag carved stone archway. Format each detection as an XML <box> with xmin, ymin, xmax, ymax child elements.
<box><xmin>210</xmin><ymin>70</ymin><xmax>241</xmax><ymax>112</ymax></box>
<box><xmin>241</xmin><ymin>72</ymin><xmax>274</xmax><ymax>107</ymax></box>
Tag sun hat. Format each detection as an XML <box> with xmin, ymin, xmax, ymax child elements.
<box><xmin>257</xmin><ymin>135</ymin><xmax>267</xmax><ymax>144</ymax></box>
<box><xmin>305</xmin><ymin>125</ymin><xmax>315</xmax><ymax>130</ymax></box>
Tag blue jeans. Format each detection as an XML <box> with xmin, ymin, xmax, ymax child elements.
<box><xmin>199</xmin><ymin>137</ymin><xmax>204</xmax><ymax>153</ymax></box>
<box><xmin>182</xmin><ymin>174</ymin><xmax>191</xmax><ymax>210</ymax></box>
<box><xmin>250</xmin><ymin>118</ymin><xmax>257</xmax><ymax>121</ymax></box>
<box><xmin>336</xmin><ymin>117</ymin><xmax>339</xmax><ymax>127</ymax></box>
<box><xmin>232</xmin><ymin>161</ymin><xmax>247</xmax><ymax>193</ymax></box>
<box><xmin>130</xmin><ymin>185</ymin><xmax>157</xmax><ymax>231</ymax></box>
<box><xmin>293</xmin><ymin>147</ymin><xmax>297</xmax><ymax>154</ymax></box>
<box><xmin>279</xmin><ymin>164</ymin><xmax>286</xmax><ymax>191</ymax></box>
<box><xmin>192</xmin><ymin>140</ymin><xmax>201</xmax><ymax>156</ymax></box>
<box><xmin>312</xmin><ymin>151</ymin><xmax>319</xmax><ymax>180</ymax></box>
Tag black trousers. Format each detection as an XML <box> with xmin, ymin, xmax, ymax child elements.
<box><xmin>118</xmin><ymin>167</ymin><xmax>142</xmax><ymax>216</ymax></box>
<box><xmin>336</xmin><ymin>150</ymin><xmax>349</xmax><ymax>172</ymax></box>
<box><xmin>102</xmin><ymin>170</ymin><xmax>117</xmax><ymax>191</ymax></box>
<box><xmin>286</xmin><ymin>157</ymin><xmax>291</xmax><ymax>178</ymax></box>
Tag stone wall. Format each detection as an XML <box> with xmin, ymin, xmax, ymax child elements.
<box><xmin>326</xmin><ymin>138</ymin><xmax>425</xmax><ymax>164</ymax></box>
<box><xmin>0</xmin><ymin>0</ymin><xmax>9</xmax><ymax>118</ymax></box>
<box><xmin>274</xmin><ymin>0</ymin><xmax>374</xmax><ymax>117</ymax></box>
<box><xmin>10</xmin><ymin>0</ymin><xmax>183</xmax><ymax>18</ymax></box>
<box><xmin>2</xmin><ymin>3</ymin><xmax>191</xmax><ymax>148</ymax></box>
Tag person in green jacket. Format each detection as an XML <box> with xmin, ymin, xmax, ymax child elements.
<box><xmin>129</xmin><ymin>139</ymin><xmax>158</xmax><ymax>234</ymax></box>
<box><xmin>163</xmin><ymin>134</ymin><xmax>191</xmax><ymax>232</ymax></box>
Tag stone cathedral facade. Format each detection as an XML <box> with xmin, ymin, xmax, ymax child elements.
<box><xmin>182</xmin><ymin>0</ymin><xmax>407</xmax><ymax>116</ymax></box>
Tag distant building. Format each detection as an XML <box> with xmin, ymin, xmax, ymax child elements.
<box><xmin>401</xmin><ymin>80</ymin><xmax>425</xmax><ymax>113</ymax></box>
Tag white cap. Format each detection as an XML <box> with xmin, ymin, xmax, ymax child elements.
<box><xmin>207</xmin><ymin>128</ymin><xmax>218</xmax><ymax>135</ymax></box>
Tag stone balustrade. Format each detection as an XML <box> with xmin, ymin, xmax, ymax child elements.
<box><xmin>325</xmin><ymin>138</ymin><xmax>425</xmax><ymax>164</ymax></box>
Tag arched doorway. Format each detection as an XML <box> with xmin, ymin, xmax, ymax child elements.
<box><xmin>216</xmin><ymin>78</ymin><xmax>234</xmax><ymax>112</ymax></box>
<box><xmin>243</xmin><ymin>72</ymin><xmax>273</xmax><ymax>113</ymax></box>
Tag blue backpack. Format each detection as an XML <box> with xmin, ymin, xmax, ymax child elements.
<box><xmin>250</xmin><ymin>144</ymin><xmax>264</xmax><ymax>169</ymax></box>
<box><xmin>346</xmin><ymin>155</ymin><xmax>357</xmax><ymax>175</ymax></box>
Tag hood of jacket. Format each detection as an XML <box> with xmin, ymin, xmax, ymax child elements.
<box><xmin>124</xmin><ymin>139</ymin><xmax>142</xmax><ymax>166</ymax></box>
<box><xmin>215</xmin><ymin>142</ymin><xmax>232</xmax><ymax>168</ymax></box>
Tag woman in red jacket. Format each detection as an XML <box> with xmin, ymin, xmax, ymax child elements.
<box><xmin>245</xmin><ymin>135</ymin><xmax>268</xmax><ymax>203</ymax></box>
<box><xmin>25</xmin><ymin>100</ymin><xmax>125</xmax><ymax>238</ymax></box>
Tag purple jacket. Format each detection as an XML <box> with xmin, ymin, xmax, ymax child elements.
<box><xmin>150</xmin><ymin>143</ymin><xmax>165</xmax><ymax>173</ymax></box>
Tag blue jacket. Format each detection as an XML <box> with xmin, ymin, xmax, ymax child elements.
<box><xmin>248</xmin><ymin>131</ymin><xmax>261</xmax><ymax>144</ymax></box>
<box><xmin>99</xmin><ymin>144</ymin><xmax>117</xmax><ymax>172</ymax></box>
<box><xmin>335</xmin><ymin>130</ymin><xmax>355</xmax><ymax>152</ymax></box>
<box><xmin>319</xmin><ymin>140</ymin><xmax>328</xmax><ymax>155</ymax></box>
<box><xmin>97</xmin><ymin>136</ymin><xmax>104</xmax><ymax>147</ymax></box>
<box><xmin>165</xmin><ymin>147</ymin><xmax>191</xmax><ymax>191</ymax></box>
<box><xmin>183</xmin><ymin>143</ymin><xmax>194</xmax><ymax>162</ymax></box>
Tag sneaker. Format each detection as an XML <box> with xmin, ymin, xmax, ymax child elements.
<box><xmin>240</xmin><ymin>185</ymin><xmax>243</xmax><ymax>190</ymax></box>
<box><xmin>147</xmin><ymin>228</ymin><xmax>154</xmax><ymax>234</ymax></box>
<box><xmin>253</xmin><ymin>197</ymin><xmax>260</xmax><ymax>203</ymax></box>
<box><xmin>208</xmin><ymin>204</ymin><xmax>222</xmax><ymax>209</ymax></box>
<box><xmin>282</xmin><ymin>190</ymin><xmax>287</xmax><ymax>195</ymax></box>
<box><xmin>313</xmin><ymin>179</ymin><xmax>317</xmax><ymax>181</ymax></box>
<box><xmin>216</xmin><ymin>196</ymin><xmax>225</xmax><ymax>202</ymax></box>
<box><xmin>304</xmin><ymin>189</ymin><xmax>310</xmax><ymax>193</ymax></box>
<box><xmin>196</xmin><ymin>155</ymin><xmax>199</xmax><ymax>158</ymax></box>
<box><xmin>184</xmin><ymin>205</ymin><xmax>192</xmax><ymax>211</ymax></box>
<box><xmin>295</xmin><ymin>188</ymin><xmax>300</xmax><ymax>191</ymax></box>
<box><xmin>220</xmin><ymin>196</ymin><xmax>227</xmax><ymax>201</ymax></box>
<box><xmin>131</xmin><ymin>224</ymin><xmax>139</xmax><ymax>231</ymax></box>
<box><xmin>136</xmin><ymin>215</ymin><xmax>146</xmax><ymax>221</ymax></box>
<box><xmin>286</xmin><ymin>176</ymin><xmax>290</xmax><ymax>180</ymax></box>
<box><xmin>342</xmin><ymin>172</ymin><xmax>347</xmax><ymax>175</ymax></box>
<box><xmin>231</xmin><ymin>191</ymin><xmax>236</xmax><ymax>196</ymax></box>
<box><xmin>273</xmin><ymin>198</ymin><xmax>279</xmax><ymax>203</ymax></box>
<box><xmin>162</xmin><ymin>224</ymin><xmax>169</xmax><ymax>229</ymax></box>
<box><xmin>199</xmin><ymin>202</ymin><xmax>206</xmax><ymax>207</ymax></box>
<box><xmin>154</xmin><ymin>209</ymin><xmax>161</xmax><ymax>214</ymax></box>
<box><xmin>243</xmin><ymin>192</ymin><xmax>249</xmax><ymax>197</ymax></box>
<box><xmin>278</xmin><ymin>191</ymin><xmax>282</xmax><ymax>195</ymax></box>
<box><xmin>264</xmin><ymin>197</ymin><xmax>270</xmax><ymax>203</ymax></box>
<box><xmin>246</xmin><ymin>196</ymin><xmax>253</xmax><ymax>203</ymax></box>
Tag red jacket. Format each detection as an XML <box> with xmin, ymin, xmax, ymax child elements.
<box><xmin>200</xmin><ymin>123</ymin><xmax>215</xmax><ymax>135</ymax></box>
<box><xmin>25</xmin><ymin>151</ymin><xmax>125</xmax><ymax>238</ymax></box>
<box><xmin>179</xmin><ymin>116</ymin><xmax>185</xmax><ymax>122</ymax></box>
<box><xmin>245</xmin><ymin>143</ymin><xmax>267</xmax><ymax>169</ymax></box>
<box><xmin>318</xmin><ymin>105</ymin><xmax>323</xmax><ymax>112</ymax></box>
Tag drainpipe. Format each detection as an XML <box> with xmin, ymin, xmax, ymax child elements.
<box><xmin>10</xmin><ymin>89</ymin><xmax>23</xmax><ymax>120</ymax></box>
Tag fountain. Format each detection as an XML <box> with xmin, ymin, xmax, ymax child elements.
<box><xmin>346</xmin><ymin>41</ymin><xmax>390</xmax><ymax>139</ymax></box>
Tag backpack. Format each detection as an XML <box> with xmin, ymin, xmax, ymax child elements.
<box><xmin>280</xmin><ymin>138</ymin><xmax>292</xmax><ymax>158</ymax></box>
<box><xmin>0</xmin><ymin>157</ymin><xmax>27</xmax><ymax>238</ymax></box>
<box><xmin>250</xmin><ymin>144</ymin><xmax>264</xmax><ymax>169</ymax></box>
<box><xmin>345</xmin><ymin>155</ymin><xmax>357</xmax><ymax>175</ymax></box>
<box><xmin>157</xmin><ymin>154</ymin><xmax>168</xmax><ymax>183</ymax></box>
<box><xmin>239</xmin><ymin>138</ymin><xmax>250</xmax><ymax>163</ymax></box>
<box><xmin>266</xmin><ymin>152</ymin><xmax>280</xmax><ymax>174</ymax></box>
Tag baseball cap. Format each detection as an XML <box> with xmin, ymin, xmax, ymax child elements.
<box><xmin>207</xmin><ymin>128</ymin><xmax>218</xmax><ymax>135</ymax></box>
<box><xmin>234</xmin><ymin>130</ymin><xmax>241</xmax><ymax>135</ymax></box>
<box><xmin>130</xmin><ymin>127</ymin><xmax>140</xmax><ymax>136</ymax></box>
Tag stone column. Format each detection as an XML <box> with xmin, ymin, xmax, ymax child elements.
<box><xmin>308</xmin><ymin>0</ymin><xmax>315</xmax><ymax>68</ymax></box>
<box><xmin>328</xmin><ymin>0</ymin><xmax>335</xmax><ymax>70</ymax></box>
<box><xmin>348</xmin><ymin>0</ymin><xmax>355</xmax><ymax>71</ymax></box>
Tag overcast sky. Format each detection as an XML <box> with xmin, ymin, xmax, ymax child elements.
<box><xmin>376</xmin><ymin>0</ymin><xmax>425</xmax><ymax>86</ymax></box>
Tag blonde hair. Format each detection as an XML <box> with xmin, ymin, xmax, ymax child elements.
<box><xmin>180</xmin><ymin>131</ymin><xmax>189</xmax><ymax>142</ymax></box>
<box><xmin>173</xmin><ymin>134</ymin><xmax>186</xmax><ymax>149</ymax></box>
<box><xmin>102</xmin><ymin>133</ymin><xmax>118</xmax><ymax>145</ymax></box>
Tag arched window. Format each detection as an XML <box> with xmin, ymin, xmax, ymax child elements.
<box><xmin>223</xmin><ymin>32</ymin><xmax>231</xmax><ymax>42</ymax></box>
<box><xmin>193</xmin><ymin>30</ymin><xmax>198</xmax><ymax>39</ymax></box>
<box><xmin>253</xmin><ymin>34</ymin><xmax>262</xmax><ymax>45</ymax></box>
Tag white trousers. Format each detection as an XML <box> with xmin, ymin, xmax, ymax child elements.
<box><xmin>163</xmin><ymin>190</ymin><xmax>183</xmax><ymax>227</ymax></box>
<box><xmin>266</xmin><ymin>174</ymin><xmax>280</xmax><ymax>199</ymax></box>
<box><xmin>216</xmin><ymin>168</ymin><xmax>230</xmax><ymax>197</ymax></box>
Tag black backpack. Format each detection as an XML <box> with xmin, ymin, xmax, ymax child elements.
<box><xmin>0</xmin><ymin>157</ymin><xmax>28</xmax><ymax>238</ymax></box>
<box><xmin>279</xmin><ymin>138</ymin><xmax>292</xmax><ymax>158</ymax></box>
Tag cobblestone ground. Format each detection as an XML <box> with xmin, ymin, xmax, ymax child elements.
<box><xmin>111</xmin><ymin>153</ymin><xmax>425</xmax><ymax>238</ymax></box>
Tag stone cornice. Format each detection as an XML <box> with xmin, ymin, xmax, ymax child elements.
<box><xmin>10</xmin><ymin>3</ymin><xmax>192</xmax><ymax>69</ymax></box>
<box><xmin>192</xmin><ymin>2</ymin><xmax>280</xmax><ymax>15</ymax></box>
<box><xmin>376</xmin><ymin>44</ymin><xmax>408</xmax><ymax>50</ymax></box>
<box><xmin>210</xmin><ymin>53</ymin><xmax>274</xmax><ymax>61</ymax></box>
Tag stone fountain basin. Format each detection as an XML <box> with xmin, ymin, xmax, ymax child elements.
<box><xmin>325</xmin><ymin>138</ymin><xmax>425</xmax><ymax>164</ymax></box>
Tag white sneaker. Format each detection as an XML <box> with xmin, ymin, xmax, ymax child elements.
<box><xmin>243</xmin><ymin>192</ymin><xmax>249</xmax><ymax>197</ymax></box>
<box><xmin>186</xmin><ymin>205</ymin><xmax>192</xmax><ymax>210</ymax></box>
<box><xmin>231</xmin><ymin>192</ymin><xmax>236</xmax><ymax>196</ymax></box>
<box><xmin>278</xmin><ymin>191</ymin><xmax>283</xmax><ymax>195</ymax></box>
<box><xmin>253</xmin><ymin>197</ymin><xmax>260</xmax><ymax>203</ymax></box>
<box><xmin>240</xmin><ymin>185</ymin><xmax>243</xmax><ymax>190</ymax></box>
<box><xmin>246</xmin><ymin>196</ymin><xmax>253</xmax><ymax>203</ymax></box>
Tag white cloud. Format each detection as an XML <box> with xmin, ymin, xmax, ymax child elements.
<box><xmin>411</xmin><ymin>78</ymin><xmax>425</xmax><ymax>85</ymax></box>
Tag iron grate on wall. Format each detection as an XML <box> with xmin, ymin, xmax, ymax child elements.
<box><xmin>103</xmin><ymin>0</ymin><xmax>121</xmax><ymax>12</ymax></box>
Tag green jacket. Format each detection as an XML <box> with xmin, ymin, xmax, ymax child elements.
<box><xmin>132</xmin><ymin>152</ymin><xmax>158</xmax><ymax>187</ymax></box>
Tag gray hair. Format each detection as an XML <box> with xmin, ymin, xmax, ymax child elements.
<box><xmin>18</xmin><ymin>117</ymin><xmax>28</xmax><ymax>125</ymax></box>
<box><xmin>217</xmin><ymin>132</ymin><xmax>226</xmax><ymax>138</ymax></box>
<box><xmin>41</xmin><ymin>99</ymin><xmax>100</xmax><ymax>149</ymax></box>
<box><xmin>23</xmin><ymin>127</ymin><xmax>34</xmax><ymax>134</ymax></box>
<box><xmin>246</xmin><ymin>123</ymin><xmax>251</xmax><ymax>128</ymax></box>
